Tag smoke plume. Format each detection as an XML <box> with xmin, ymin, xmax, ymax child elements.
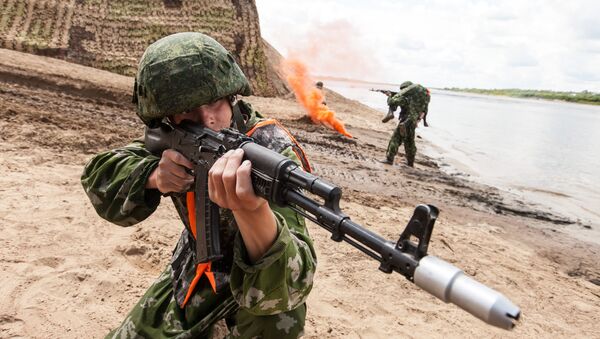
<box><xmin>281</xmin><ymin>58</ymin><xmax>352</xmax><ymax>138</ymax></box>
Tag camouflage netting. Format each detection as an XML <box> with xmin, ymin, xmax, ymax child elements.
<box><xmin>0</xmin><ymin>0</ymin><xmax>288</xmax><ymax>97</ymax></box>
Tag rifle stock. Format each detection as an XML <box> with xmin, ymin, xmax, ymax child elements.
<box><xmin>144</xmin><ymin>121</ymin><xmax>521</xmax><ymax>330</ymax></box>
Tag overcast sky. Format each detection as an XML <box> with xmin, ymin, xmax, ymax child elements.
<box><xmin>255</xmin><ymin>0</ymin><xmax>600</xmax><ymax>92</ymax></box>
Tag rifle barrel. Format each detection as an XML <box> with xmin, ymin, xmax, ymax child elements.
<box><xmin>284</xmin><ymin>188</ymin><xmax>520</xmax><ymax>330</ymax></box>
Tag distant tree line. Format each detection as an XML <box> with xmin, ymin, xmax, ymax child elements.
<box><xmin>444</xmin><ymin>88</ymin><xmax>600</xmax><ymax>105</ymax></box>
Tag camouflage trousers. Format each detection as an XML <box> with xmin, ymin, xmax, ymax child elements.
<box><xmin>386</xmin><ymin>120</ymin><xmax>416</xmax><ymax>166</ymax></box>
<box><xmin>106</xmin><ymin>266</ymin><xmax>306</xmax><ymax>339</ymax></box>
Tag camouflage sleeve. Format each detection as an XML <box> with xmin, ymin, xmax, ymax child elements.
<box><xmin>230</xmin><ymin>146</ymin><xmax>317</xmax><ymax>316</ymax></box>
<box><xmin>81</xmin><ymin>140</ymin><xmax>162</xmax><ymax>226</ymax></box>
<box><xmin>416</xmin><ymin>86</ymin><xmax>429</xmax><ymax>115</ymax></box>
<box><xmin>387</xmin><ymin>93</ymin><xmax>406</xmax><ymax>111</ymax></box>
<box><xmin>409</xmin><ymin>89</ymin><xmax>430</xmax><ymax>123</ymax></box>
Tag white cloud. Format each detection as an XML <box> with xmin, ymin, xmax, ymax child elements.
<box><xmin>256</xmin><ymin>0</ymin><xmax>600</xmax><ymax>91</ymax></box>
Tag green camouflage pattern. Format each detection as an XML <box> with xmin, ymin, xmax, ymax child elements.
<box><xmin>386</xmin><ymin>119</ymin><xmax>416</xmax><ymax>166</ymax></box>
<box><xmin>134</xmin><ymin>32</ymin><xmax>252</xmax><ymax>126</ymax></box>
<box><xmin>81</xmin><ymin>144</ymin><xmax>162</xmax><ymax>226</ymax></box>
<box><xmin>82</xmin><ymin>102</ymin><xmax>316</xmax><ymax>338</ymax></box>
<box><xmin>399</xmin><ymin>81</ymin><xmax>413</xmax><ymax>90</ymax></box>
<box><xmin>106</xmin><ymin>266</ymin><xmax>306</xmax><ymax>339</ymax></box>
<box><xmin>387</xmin><ymin>83</ymin><xmax>429</xmax><ymax>123</ymax></box>
<box><xmin>385</xmin><ymin>84</ymin><xmax>430</xmax><ymax>165</ymax></box>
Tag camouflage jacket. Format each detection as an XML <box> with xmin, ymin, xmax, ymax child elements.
<box><xmin>81</xmin><ymin>100</ymin><xmax>317</xmax><ymax>315</ymax></box>
<box><xmin>387</xmin><ymin>84</ymin><xmax>430</xmax><ymax>123</ymax></box>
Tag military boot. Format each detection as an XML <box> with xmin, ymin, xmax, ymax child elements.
<box><xmin>378</xmin><ymin>158</ymin><xmax>393</xmax><ymax>165</ymax></box>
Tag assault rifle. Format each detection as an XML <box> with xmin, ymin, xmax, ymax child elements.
<box><xmin>370</xmin><ymin>88</ymin><xmax>398</xmax><ymax>97</ymax></box>
<box><xmin>145</xmin><ymin>121</ymin><xmax>521</xmax><ymax>330</ymax></box>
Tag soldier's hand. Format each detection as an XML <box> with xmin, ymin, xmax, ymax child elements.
<box><xmin>209</xmin><ymin>149</ymin><xmax>276</xmax><ymax>262</ymax></box>
<box><xmin>146</xmin><ymin>149</ymin><xmax>194</xmax><ymax>194</ymax></box>
<box><xmin>208</xmin><ymin>149</ymin><xmax>267</xmax><ymax>213</ymax></box>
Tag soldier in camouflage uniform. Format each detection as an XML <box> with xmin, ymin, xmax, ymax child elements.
<box><xmin>315</xmin><ymin>81</ymin><xmax>326</xmax><ymax>105</ymax></box>
<box><xmin>81</xmin><ymin>32</ymin><xmax>317</xmax><ymax>338</ymax></box>
<box><xmin>380</xmin><ymin>81</ymin><xmax>430</xmax><ymax>167</ymax></box>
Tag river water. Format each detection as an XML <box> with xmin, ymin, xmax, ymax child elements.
<box><xmin>326</xmin><ymin>80</ymin><xmax>600</xmax><ymax>240</ymax></box>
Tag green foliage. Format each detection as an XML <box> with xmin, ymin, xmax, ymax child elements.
<box><xmin>444</xmin><ymin>88</ymin><xmax>600</xmax><ymax>105</ymax></box>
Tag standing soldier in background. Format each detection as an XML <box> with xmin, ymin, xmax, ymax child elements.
<box><xmin>380</xmin><ymin>81</ymin><xmax>431</xmax><ymax>167</ymax></box>
<box><xmin>81</xmin><ymin>32</ymin><xmax>316</xmax><ymax>338</ymax></box>
<box><xmin>315</xmin><ymin>81</ymin><xmax>327</xmax><ymax>105</ymax></box>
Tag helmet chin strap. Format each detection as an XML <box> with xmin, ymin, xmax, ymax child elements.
<box><xmin>230</xmin><ymin>97</ymin><xmax>247</xmax><ymax>134</ymax></box>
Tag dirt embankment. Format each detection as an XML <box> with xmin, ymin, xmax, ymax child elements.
<box><xmin>1</xmin><ymin>49</ymin><xmax>599</xmax><ymax>338</ymax></box>
<box><xmin>0</xmin><ymin>0</ymin><xmax>286</xmax><ymax>96</ymax></box>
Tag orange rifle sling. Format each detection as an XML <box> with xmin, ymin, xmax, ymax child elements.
<box><xmin>181</xmin><ymin>192</ymin><xmax>216</xmax><ymax>308</ymax></box>
<box><xmin>181</xmin><ymin>121</ymin><xmax>311</xmax><ymax>307</ymax></box>
<box><xmin>246</xmin><ymin>119</ymin><xmax>312</xmax><ymax>172</ymax></box>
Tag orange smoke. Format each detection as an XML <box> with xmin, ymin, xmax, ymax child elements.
<box><xmin>281</xmin><ymin>58</ymin><xmax>352</xmax><ymax>138</ymax></box>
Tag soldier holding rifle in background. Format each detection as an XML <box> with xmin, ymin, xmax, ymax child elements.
<box><xmin>377</xmin><ymin>81</ymin><xmax>431</xmax><ymax>167</ymax></box>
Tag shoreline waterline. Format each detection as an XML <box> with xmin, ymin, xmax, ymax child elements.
<box><xmin>326</xmin><ymin>80</ymin><xmax>600</xmax><ymax>245</ymax></box>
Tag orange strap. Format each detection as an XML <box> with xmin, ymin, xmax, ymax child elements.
<box><xmin>246</xmin><ymin>119</ymin><xmax>312</xmax><ymax>172</ymax></box>
<box><xmin>181</xmin><ymin>192</ymin><xmax>217</xmax><ymax>308</ymax></box>
<box><xmin>186</xmin><ymin>192</ymin><xmax>198</xmax><ymax>239</ymax></box>
<box><xmin>181</xmin><ymin>120</ymin><xmax>309</xmax><ymax>308</ymax></box>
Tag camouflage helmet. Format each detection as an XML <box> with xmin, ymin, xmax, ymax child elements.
<box><xmin>133</xmin><ymin>32</ymin><xmax>252</xmax><ymax>125</ymax></box>
<box><xmin>400</xmin><ymin>81</ymin><xmax>413</xmax><ymax>90</ymax></box>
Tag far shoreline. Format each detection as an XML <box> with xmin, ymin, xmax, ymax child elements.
<box><xmin>317</xmin><ymin>76</ymin><xmax>600</xmax><ymax>106</ymax></box>
<box><xmin>322</xmin><ymin>82</ymin><xmax>600</xmax><ymax>246</ymax></box>
<box><xmin>437</xmin><ymin>87</ymin><xmax>599</xmax><ymax>106</ymax></box>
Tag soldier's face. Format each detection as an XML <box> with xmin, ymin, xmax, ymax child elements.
<box><xmin>171</xmin><ymin>98</ymin><xmax>232</xmax><ymax>131</ymax></box>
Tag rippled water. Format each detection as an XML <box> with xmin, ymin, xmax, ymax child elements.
<box><xmin>327</xmin><ymin>80</ymin><xmax>600</xmax><ymax>237</ymax></box>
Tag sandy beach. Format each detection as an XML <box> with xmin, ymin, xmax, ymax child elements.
<box><xmin>1</xmin><ymin>48</ymin><xmax>599</xmax><ymax>338</ymax></box>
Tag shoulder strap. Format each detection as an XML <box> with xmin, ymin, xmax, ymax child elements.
<box><xmin>246</xmin><ymin>119</ymin><xmax>312</xmax><ymax>173</ymax></box>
